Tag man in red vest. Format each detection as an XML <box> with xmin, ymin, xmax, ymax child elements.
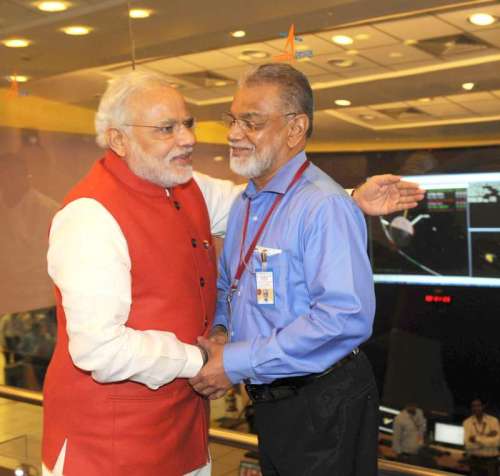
<box><xmin>42</xmin><ymin>70</ymin><xmax>423</xmax><ymax>476</ymax></box>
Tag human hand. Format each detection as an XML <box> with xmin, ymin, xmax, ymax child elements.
<box><xmin>209</xmin><ymin>325</ymin><xmax>228</xmax><ymax>345</ymax></box>
<box><xmin>352</xmin><ymin>174</ymin><xmax>425</xmax><ymax>216</ymax></box>
<box><xmin>189</xmin><ymin>337</ymin><xmax>232</xmax><ymax>400</ymax></box>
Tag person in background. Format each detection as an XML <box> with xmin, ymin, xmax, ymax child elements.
<box><xmin>392</xmin><ymin>403</ymin><xmax>427</xmax><ymax>465</ymax></box>
<box><xmin>464</xmin><ymin>398</ymin><xmax>500</xmax><ymax>476</ymax></box>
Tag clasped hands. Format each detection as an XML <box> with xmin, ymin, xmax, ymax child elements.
<box><xmin>189</xmin><ymin>327</ymin><xmax>232</xmax><ymax>400</ymax></box>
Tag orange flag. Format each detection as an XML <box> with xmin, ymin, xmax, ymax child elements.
<box><xmin>274</xmin><ymin>24</ymin><xmax>296</xmax><ymax>62</ymax></box>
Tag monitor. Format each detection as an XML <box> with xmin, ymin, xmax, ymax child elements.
<box><xmin>434</xmin><ymin>422</ymin><xmax>465</xmax><ymax>446</ymax></box>
<box><xmin>369</xmin><ymin>172</ymin><xmax>500</xmax><ymax>287</ymax></box>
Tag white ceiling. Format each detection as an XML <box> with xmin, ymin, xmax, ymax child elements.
<box><xmin>2</xmin><ymin>0</ymin><xmax>500</xmax><ymax>147</ymax></box>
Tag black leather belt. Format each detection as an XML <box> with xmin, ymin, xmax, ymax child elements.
<box><xmin>245</xmin><ymin>348</ymin><xmax>359</xmax><ymax>403</ymax></box>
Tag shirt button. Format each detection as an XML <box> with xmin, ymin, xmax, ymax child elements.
<box><xmin>252</xmin><ymin>215</ymin><xmax>258</xmax><ymax>221</ymax></box>
<box><xmin>200</xmin><ymin>277</ymin><xmax>205</xmax><ymax>287</ymax></box>
<box><xmin>191</xmin><ymin>238</ymin><xmax>197</xmax><ymax>248</ymax></box>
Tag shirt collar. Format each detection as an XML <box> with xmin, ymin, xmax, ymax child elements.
<box><xmin>243</xmin><ymin>151</ymin><xmax>307</xmax><ymax>200</ymax></box>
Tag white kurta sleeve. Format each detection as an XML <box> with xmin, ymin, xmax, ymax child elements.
<box><xmin>47</xmin><ymin>198</ymin><xmax>203</xmax><ymax>390</ymax></box>
<box><xmin>193</xmin><ymin>171</ymin><xmax>245</xmax><ymax>237</ymax></box>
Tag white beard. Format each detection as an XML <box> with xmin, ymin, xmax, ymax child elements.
<box><xmin>229</xmin><ymin>148</ymin><xmax>274</xmax><ymax>179</ymax></box>
<box><xmin>128</xmin><ymin>141</ymin><xmax>192</xmax><ymax>188</ymax></box>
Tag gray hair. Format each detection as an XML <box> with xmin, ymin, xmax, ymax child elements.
<box><xmin>95</xmin><ymin>70</ymin><xmax>174</xmax><ymax>148</ymax></box>
<box><xmin>239</xmin><ymin>63</ymin><xmax>314</xmax><ymax>138</ymax></box>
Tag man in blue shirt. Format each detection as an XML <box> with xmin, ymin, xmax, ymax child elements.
<box><xmin>190</xmin><ymin>63</ymin><xmax>381</xmax><ymax>475</ymax></box>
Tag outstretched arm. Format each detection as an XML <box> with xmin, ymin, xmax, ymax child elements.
<box><xmin>352</xmin><ymin>174</ymin><xmax>425</xmax><ymax>216</ymax></box>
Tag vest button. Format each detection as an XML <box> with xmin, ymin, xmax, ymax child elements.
<box><xmin>192</xmin><ymin>238</ymin><xmax>197</xmax><ymax>248</ymax></box>
<box><xmin>203</xmin><ymin>240</ymin><xmax>209</xmax><ymax>249</ymax></box>
<box><xmin>200</xmin><ymin>277</ymin><xmax>205</xmax><ymax>287</ymax></box>
<box><xmin>173</xmin><ymin>201</ymin><xmax>181</xmax><ymax>210</ymax></box>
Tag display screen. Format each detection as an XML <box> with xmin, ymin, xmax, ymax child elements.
<box><xmin>434</xmin><ymin>422</ymin><xmax>465</xmax><ymax>446</ymax></box>
<box><xmin>369</xmin><ymin>173</ymin><xmax>500</xmax><ymax>287</ymax></box>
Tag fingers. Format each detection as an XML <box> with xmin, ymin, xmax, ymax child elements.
<box><xmin>392</xmin><ymin>201</ymin><xmax>419</xmax><ymax>212</ymax></box>
<box><xmin>369</xmin><ymin>174</ymin><xmax>401</xmax><ymax>185</ymax></box>
<box><xmin>209</xmin><ymin>389</ymin><xmax>228</xmax><ymax>400</ymax></box>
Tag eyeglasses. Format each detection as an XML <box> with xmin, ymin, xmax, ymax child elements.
<box><xmin>221</xmin><ymin>112</ymin><xmax>297</xmax><ymax>134</ymax></box>
<box><xmin>124</xmin><ymin>117</ymin><xmax>195</xmax><ymax>138</ymax></box>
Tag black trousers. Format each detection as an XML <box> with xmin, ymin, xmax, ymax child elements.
<box><xmin>254</xmin><ymin>351</ymin><xmax>379</xmax><ymax>476</ymax></box>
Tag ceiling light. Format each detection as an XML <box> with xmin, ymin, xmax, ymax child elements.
<box><xmin>238</xmin><ymin>50</ymin><xmax>270</xmax><ymax>60</ymax></box>
<box><xmin>2</xmin><ymin>38</ymin><xmax>31</xmax><ymax>48</ymax></box>
<box><xmin>61</xmin><ymin>25</ymin><xmax>92</xmax><ymax>36</ymax></box>
<box><xmin>468</xmin><ymin>13</ymin><xmax>496</xmax><ymax>26</ymax></box>
<box><xmin>404</xmin><ymin>39</ymin><xmax>418</xmax><ymax>46</ymax></box>
<box><xmin>213</xmin><ymin>156</ymin><xmax>225</xmax><ymax>162</ymax></box>
<box><xmin>7</xmin><ymin>75</ymin><xmax>29</xmax><ymax>83</ymax></box>
<box><xmin>335</xmin><ymin>99</ymin><xmax>351</xmax><ymax>107</ymax></box>
<box><xmin>389</xmin><ymin>52</ymin><xmax>403</xmax><ymax>58</ymax></box>
<box><xmin>129</xmin><ymin>8</ymin><xmax>153</xmax><ymax>19</ymax></box>
<box><xmin>35</xmin><ymin>1</ymin><xmax>70</xmax><ymax>12</ymax></box>
<box><xmin>359</xmin><ymin>114</ymin><xmax>375</xmax><ymax>121</ymax></box>
<box><xmin>418</xmin><ymin>97</ymin><xmax>432</xmax><ymax>103</ymax></box>
<box><xmin>230</xmin><ymin>30</ymin><xmax>246</xmax><ymax>38</ymax></box>
<box><xmin>214</xmin><ymin>80</ymin><xmax>228</xmax><ymax>87</ymax></box>
<box><xmin>346</xmin><ymin>49</ymin><xmax>359</xmax><ymax>56</ymax></box>
<box><xmin>331</xmin><ymin>35</ymin><xmax>354</xmax><ymax>46</ymax></box>
<box><xmin>462</xmin><ymin>82</ymin><xmax>475</xmax><ymax>91</ymax></box>
<box><xmin>328</xmin><ymin>58</ymin><xmax>355</xmax><ymax>68</ymax></box>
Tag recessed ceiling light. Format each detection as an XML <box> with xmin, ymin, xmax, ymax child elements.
<box><xmin>61</xmin><ymin>25</ymin><xmax>93</xmax><ymax>36</ymax></box>
<box><xmin>213</xmin><ymin>156</ymin><xmax>225</xmax><ymax>162</ymax></box>
<box><xmin>214</xmin><ymin>80</ymin><xmax>228</xmax><ymax>87</ymax></box>
<box><xmin>404</xmin><ymin>39</ymin><xmax>418</xmax><ymax>46</ymax></box>
<box><xmin>35</xmin><ymin>1</ymin><xmax>70</xmax><ymax>12</ymax></box>
<box><xmin>359</xmin><ymin>114</ymin><xmax>375</xmax><ymax>121</ymax></box>
<box><xmin>346</xmin><ymin>49</ymin><xmax>359</xmax><ymax>56</ymax></box>
<box><xmin>129</xmin><ymin>8</ymin><xmax>153</xmax><ymax>19</ymax></box>
<box><xmin>230</xmin><ymin>30</ymin><xmax>246</xmax><ymax>38</ymax></box>
<box><xmin>331</xmin><ymin>35</ymin><xmax>354</xmax><ymax>46</ymax></box>
<box><xmin>462</xmin><ymin>82</ymin><xmax>475</xmax><ymax>91</ymax></box>
<box><xmin>2</xmin><ymin>38</ymin><xmax>32</xmax><ymax>48</ymax></box>
<box><xmin>335</xmin><ymin>99</ymin><xmax>351</xmax><ymax>107</ymax></box>
<box><xmin>389</xmin><ymin>52</ymin><xmax>404</xmax><ymax>58</ymax></box>
<box><xmin>7</xmin><ymin>75</ymin><xmax>29</xmax><ymax>83</ymax></box>
<box><xmin>355</xmin><ymin>33</ymin><xmax>370</xmax><ymax>41</ymax></box>
<box><xmin>238</xmin><ymin>50</ymin><xmax>270</xmax><ymax>60</ymax></box>
<box><xmin>418</xmin><ymin>97</ymin><xmax>432</xmax><ymax>103</ymax></box>
<box><xmin>468</xmin><ymin>13</ymin><xmax>496</xmax><ymax>26</ymax></box>
<box><xmin>328</xmin><ymin>58</ymin><xmax>355</xmax><ymax>68</ymax></box>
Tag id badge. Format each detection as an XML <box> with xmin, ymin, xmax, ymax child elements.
<box><xmin>256</xmin><ymin>269</ymin><xmax>275</xmax><ymax>305</ymax></box>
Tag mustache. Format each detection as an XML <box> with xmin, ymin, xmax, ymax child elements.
<box><xmin>168</xmin><ymin>148</ymin><xmax>194</xmax><ymax>159</ymax></box>
<box><xmin>228</xmin><ymin>143</ymin><xmax>255</xmax><ymax>151</ymax></box>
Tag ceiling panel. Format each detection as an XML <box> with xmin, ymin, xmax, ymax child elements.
<box><xmin>471</xmin><ymin>27</ymin><xmax>500</xmax><ymax>48</ymax></box>
<box><xmin>375</xmin><ymin>15</ymin><xmax>462</xmax><ymax>41</ymax></box>
<box><xmin>178</xmin><ymin>51</ymin><xmax>242</xmax><ymax>70</ymax></box>
<box><xmin>436</xmin><ymin>4</ymin><xmax>500</xmax><ymax>32</ymax></box>
<box><xmin>311</xmin><ymin>51</ymin><xmax>384</xmax><ymax>74</ymax></box>
<box><xmin>358</xmin><ymin>44</ymin><xmax>436</xmax><ymax>66</ymax></box>
<box><xmin>316</xmin><ymin>25</ymin><xmax>400</xmax><ymax>50</ymax></box>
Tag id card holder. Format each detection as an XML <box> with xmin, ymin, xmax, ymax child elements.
<box><xmin>256</xmin><ymin>249</ymin><xmax>274</xmax><ymax>305</ymax></box>
<box><xmin>256</xmin><ymin>270</ymin><xmax>275</xmax><ymax>305</ymax></box>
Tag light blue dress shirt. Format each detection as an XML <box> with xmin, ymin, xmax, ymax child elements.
<box><xmin>214</xmin><ymin>151</ymin><xmax>375</xmax><ymax>384</ymax></box>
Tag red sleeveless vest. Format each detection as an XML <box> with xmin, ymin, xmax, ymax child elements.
<box><xmin>42</xmin><ymin>150</ymin><xmax>217</xmax><ymax>475</ymax></box>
